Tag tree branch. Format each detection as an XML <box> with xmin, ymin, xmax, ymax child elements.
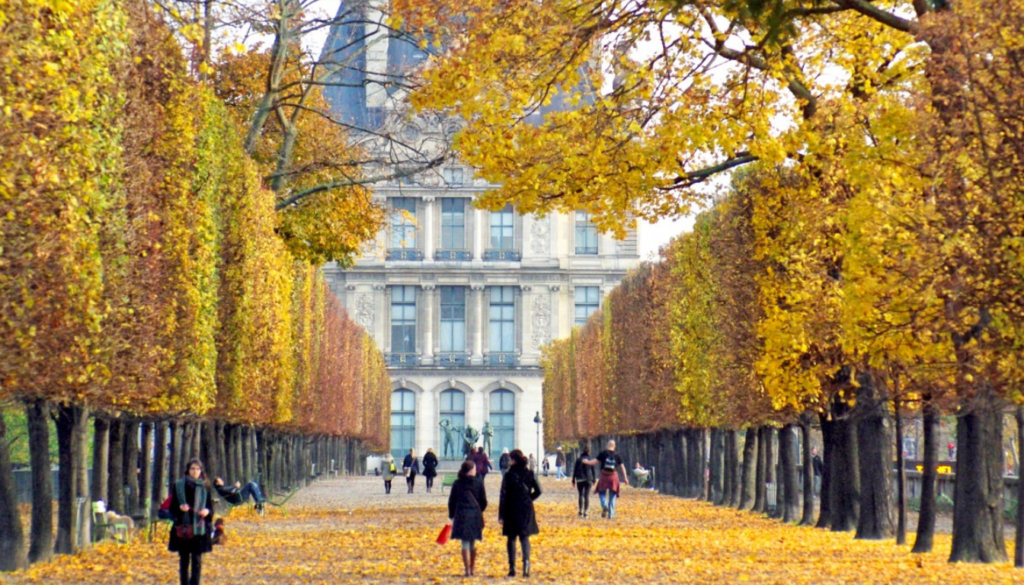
<box><xmin>665</xmin><ymin>152</ymin><xmax>759</xmax><ymax>189</ymax></box>
<box><xmin>835</xmin><ymin>0</ymin><xmax>918</xmax><ymax>33</ymax></box>
<box><xmin>274</xmin><ymin>156</ymin><xmax>448</xmax><ymax>210</ymax></box>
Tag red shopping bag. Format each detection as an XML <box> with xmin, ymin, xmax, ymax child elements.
<box><xmin>436</xmin><ymin>523</ymin><xmax>452</xmax><ymax>545</ymax></box>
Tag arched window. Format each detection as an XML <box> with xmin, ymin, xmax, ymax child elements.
<box><xmin>391</xmin><ymin>389</ymin><xmax>416</xmax><ymax>458</ymax></box>
<box><xmin>439</xmin><ymin>389</ymin><xmax>466</xmax><ymax>459</ymax></box>
<box><xmin>489</xmin><ymin>390</ymin><xmax>515</xmax><ymax>459</ymax></box>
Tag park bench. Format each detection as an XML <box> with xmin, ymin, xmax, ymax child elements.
<box><xmin>92</xmin><ymin>500</ymin><xmax>129</xmax><ymax>544</ymax></box>
<box><xmin>440</xmin><ymin>474</ymin><xmax>457</xmax><ymax>494</ymax></box>
<box><xmin>266</xmin><ymin>487</ymin><xmax>299</xmax><ymax>516</ymax></box>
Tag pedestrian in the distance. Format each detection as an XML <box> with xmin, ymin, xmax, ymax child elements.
<box><xmin>499</xmin><ymin>449</ymin><xmax>542</xmax><ymax>577</ymax></box>
<box><xmin>403</xmin><ymin>448</ymin><xmax>420</xmax><ymax>494</ymax></box>
<box><xmin>423</xmin><ymin>448</ymin><xmax>439</xmax><ymax>493</ymax></box>
<box><xmin>169</xmin><ymin>459</ymin><xmax>215</xmax><ymax>585</ymax></box>
<box><xmin>499</xmin><ymin>448</ymin><xmax>511</xmax><ymax>476</ymax></box>
<box><xmin>585</xmin><ymin>439</ymin><xmax>629</xmax><ymax>519</ymax></box>
<box><xmin>471</xmin><ymin>446</ymin><xmax>492</xmax><ymax>481</ymax></box>
<box><xmin>572</xmin><ymin>447</ymin><xmax>595</xmax><ymax>517</ymax></box>
<box><xmin>381</xmin><ymin>453</ymin><xmax>397</xmax><ymax>494</ymax></box>
<box><xmin>554</xmin><ymin>446</ymin><xmax>567</xmax><ymax>480</ymax></box>
<box><xmin>448</xmin><ymin>461</ymin><xmax>488</xmax><ymax>577</ymax></box>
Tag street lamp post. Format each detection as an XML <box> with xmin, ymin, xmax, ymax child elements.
<box><xmin>533</xmin><ymin>411</ymin><xmax>542</xmax><ymax>469</ymax></box>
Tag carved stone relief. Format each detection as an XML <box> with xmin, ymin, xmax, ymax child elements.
<box><xmin>530</xmin><ymin>216</ymin><xmax>550</xmax><ymax>255</ymax></box>
<box><xmin>531</xmin><ymin>293</ymin><xmax>551</xmax><ymax>349</ymax></box>
<box><xmin>355</xmin><ymin>294</ymin><xmax>374</xmax><ymax>330</ymax></box>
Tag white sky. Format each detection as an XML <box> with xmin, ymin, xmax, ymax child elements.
<box><xmin>637</xmin><ymin>214</ymin><xmax>695</xmax><ymax>261</ymax></box>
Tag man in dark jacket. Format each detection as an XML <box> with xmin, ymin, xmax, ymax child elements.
<box><xmin>214</xmin><ymin>477</ymin><xmax>267</xmax><ymax>510</ymax></box>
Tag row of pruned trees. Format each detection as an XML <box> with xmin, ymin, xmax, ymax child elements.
<box><xmin>0</xmin><ymin>0</ymin><xmax>390</xmax><ymax>570</ymax></box>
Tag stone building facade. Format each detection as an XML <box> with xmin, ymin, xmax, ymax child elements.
<box><xmin>321</xmin><ymin>1</ymin><xmax>641</xmax><ymax>461</ymax></box>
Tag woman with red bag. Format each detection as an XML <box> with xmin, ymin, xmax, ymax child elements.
<box><xmin>169</xmin><ymin>459</ymin><xmax>215</xmax><ymax>585</ymax></box>
<box><xmin>447</xmin><ymin>461</ymin><xmax>488</xmax><ymax>576</ymax></box>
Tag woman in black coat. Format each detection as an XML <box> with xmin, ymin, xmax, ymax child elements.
<box><xmin>168</xmin><ymin>459</ymin><xmax>215</xmax><ymax>585</ymax></box>
<box><xmin>499</xmin><ymin>449</ymin><xmax>542</xmax><ymax>577</ymax></box>
<box><xmin>422</xmin><ymin>448</ymin><xmax>439</xmax><ymax>493</ymax></box>
<box><xmin>447</xmin><ymin>460</ymin><xmax>487</xmax><ymax>576</ymax></box>
<box><xmin>403</xmin><ymin>448</ymin><xmax>420</xmax><ymax>493</ymax></box>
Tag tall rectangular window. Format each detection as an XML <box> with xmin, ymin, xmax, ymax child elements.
<box><xmin>575</xmin><ymin>286</ymin><xmax>600</xmax><ymax>327</ymax></box>
<box><xmin>575</xmin><ymin>211</ymin><xmax>598</xmax><ymax>255</ymax></box>
<box><xmin>490</xmin><ymin>205</ymin><xmax>514</xmax><ymax>250</ymax></box>
<box><xmin>440</xmin><ymin>286</ymin><xmax>466</xmax><ymax>353</ymax></box>
<box><xmin>443</xmin><ymin>167</ymin><xmax>464</xmax><ymax>185</ymax></box>
<box><xmin>440</xmin><ymin>198</ymin><xmax>466</xmax><ymax>250</ymax></box>
<box><xmin>489</xmin><ymin>286</ymin><xmax>515</xmax><ymax>353</ymax></box>
<box><xmin>391</xmin><ymin>286</ymin><xmax>417</xmax><ymax>353</ymax></box>
<box><xmin>390</xmin><ymin>197</ymin><xmax>417</xmax><ymax>249</ymax></box>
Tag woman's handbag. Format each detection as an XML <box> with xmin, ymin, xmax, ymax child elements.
<box><xmin>404</xmin><ymin>467</ymin><xmax>411</xmax><ymax>477</ymax></box>
<box><xmin>175</xmin><ymin>524</ymin><xmax>195</xmax><ymax>540</ymax></box>
<box><xmin>436</xmin><ymin>523</ymin><xmax>452</xmax><ymax>545</ymax></box>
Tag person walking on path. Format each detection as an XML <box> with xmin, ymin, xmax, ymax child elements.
<box><xmin>169</xmin><ymin>459</ymin><xmax>215</xmax><ymax>585</ymax></box>
<box><xmin>471</xmin><ymin>446</ymin><xmax>492</xmax><ymax>480</ymax></box>
<box><xmin>499</xmin><ymin>448</ymin><xmax>511</xmax><ymax>476</ymax></box>
<box><xmin>499</xmin><ymin>449</ymin><xmax>542</xmax><ymax>578</ymax></box>
<box><xmin>554</xmin><ymin>446</ymin><xmax>567</xmax><ymax>480</ymax></box>
<box><xmin>447</xmin><ymin>461</ymin><xmax>488</xmax><ymax>577</ymax></box>
<box><xmin>381</xmin><ymin>454</ymin><xmax>397</xmax><ymax>494</ymax></box>
<box><xmin>571</xmin><ymin>447</ymin><xmax>595</xmax><ymax>517</ymax></box>
<box><xmin>403</xmin><ymin>449</ymin><xmax>421</xmax><ymax>494</ymax></box>
<box><xmin>423</xmin><ymin>448</ymin><xmax>439</xmax><ymax>493</ymax></box>
<box><xmin>585</xmin><ymin>440</ymin><xmax>629</xmax><ymax>519</ymax></box>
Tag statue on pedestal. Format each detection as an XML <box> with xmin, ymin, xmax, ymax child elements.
<box><xmin>462</xmin><ymin>425</ymin><xmax>480</xmax><ymax>458</ymax></box>
<box><xmin>482</xmin><ymin>421</ymin><xmax>494</xmax><ymax>455</ymax></box>
<box><xmin>440</xmin><ymin>419</ymin><xmax>456</xmax><ymax>458</ymax></box>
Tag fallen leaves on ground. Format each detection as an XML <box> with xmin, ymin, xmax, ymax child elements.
<box><xmin>3</xmin><ymin>477</ymin><xmax>1019</xmax><ymax>584</ymax></box>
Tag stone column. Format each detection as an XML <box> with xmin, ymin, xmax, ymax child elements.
<box><xmin>417</xmin><ymin>385</ymin><xmax>436</xmax><ymax>455</ymax></box>
<box><xmin>421</xmin><ymin>284</ymin><xmax>435</xmax><ymax>365</ymax></box>
<box><xmin>374</xmin><ymin>283</ymin><xmax>389</xmax><ymax>352</ymax></box>
<box><xmin>423</xmin><ymin>196</ymin><xmax>436</xmax><ymax>262</ymax></box>
<box><xmin>470</xmin><ymin>284</ymin><xmax>485</xmax><ymax>365</ymax></box>
<box><xmin>546</xmin><ymin>285</ymin><xmax>561</xmax><ymax>343</ymax></box>
<box><xmin>519</xmin><ymin>285</ymin><xmax>534</xmax><ymax>365</ymax></box>
<box><xmin>473</xmin><ymin>208</ymin><xmax>485</xmax><ymax>261</ymax></box>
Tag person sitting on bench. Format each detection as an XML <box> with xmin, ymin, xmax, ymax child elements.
<box><xmin>631</xmin><ymin>462</ymin><xmax>651</xmax><ymax>488</ymax></box>
<box><xmin>214</xmin><ymin>477</ymin><xmax>267</xmax><ymax>510</ymax></box>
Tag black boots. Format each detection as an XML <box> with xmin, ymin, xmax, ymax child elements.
<box><xmin>523</xmin><ymin>560</ymin><xmax>530</xmax><ymax>578</ymax></box>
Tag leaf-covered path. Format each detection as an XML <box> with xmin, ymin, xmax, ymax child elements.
<box><xmin>2</xmin><ymin>476</ymin><xmax>1018</xmax><ymax>584</ymax></box>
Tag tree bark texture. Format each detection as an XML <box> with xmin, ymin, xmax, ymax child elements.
<box><xmin>1016</xmin><ymin>406</ymin><xmax>1024</xmax><ymax>568</ymax></box>
<box><xmin>799</xmin><ymin>417</ymin><xmax>815</xmax><ymax>526</ymax></box>
<box><xmin>152</xmin><ymin>421</ymin><xmax>169</xmax><ymax>513</ymax></box>
<box><xmin>913</xmin><ymin>403</ymin><xmax>940</xmax><ymax>553</ymax></box>
<box><xmin>949</xmin><ymin>396</ymin><xmax>1007</xmax><ymax>563</ymax></box>
<box><xmin>829</xmin><ymin>416</ymin><xmax>860</xmax><ymax>532</ymax></box>
<box><xmin>54</xmin><ymin>404</ymin><xmax>77</xmax><ymax>554</ymax></box>
<box><xmin>26</xmin><ymin>399</ymin><xmax>53</xmax><ymax>564</ymax></box>
<box><xmin>739</xmin><ymin>428</ymin><xmax>758</xmax><ymax>511</ymax></box>
<box><xmin>854</xmin><ymin>384</ymin><xmax>892</xmax><ymax>540</ymax></box>
<box><xmin>709</xmin><ymin>428</ymin><xmax>724</xmax><ymax>504</ymax></box>
<box><xmin>107</xmin><ymin>418</ymin><xmax>124</xmax><ymax>514</ymax></box>
<box><xmin>122</xmin><ymin>419</ymin><xmax>140</xmax><ymax>515</ymax></box>
<box><xmin>90</xmin><ymin>417</ymin><xmax>110</xmax><ymax>506</ymax></box>
<box><xmin>72</xmin><ymin>406</ymin><xmax>90</xmax><ymax>547</ymax></box>
<box><xmin>0</xmin><ymin>403</ymin><xmax>27</xmax><ymax>570</ymax></box>
<box><xmin>139</xmin><ymin>421</ymin><xmax>153</xmax><ymax>513</ymax></box>
<box><xmin>816</xmin><ymin>415</ymin><xmax>834</xmax><ymax>529</ymax></box>
<box><xmin>895</xmin><ymin>400</ymin><xmax>907</xmax><ymax>545</ymax></box>
<box><xmin>780</xmin><ymin>424</ymin><xmax>800</xmax><ymax>523</ymax></box>
<box><xmin>753</xmin><ymin>426</ymin><xmax>768</xmax><ymax>514</ymax></box>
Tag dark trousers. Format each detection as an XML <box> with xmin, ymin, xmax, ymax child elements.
<box><xmin>384</xmin><ymin>479</ymin><xmax>392</xmax><ymax>493</ymax></box>
<box><xmin>178</xmin><ymin>551</ymin><xmax>202</xmax><ymax>585</ymax></box>
<box><xmin>506</xmin><ymin>534</ymin><xmax>531</xmax><ymax>566</ymax></box>
<box><xmin>576</xmin><ymin>481</ymin><xmax>591</xmax><ymax>513</ymax></box>
<box><xmin>426</xmin><ymin>476</ymin><xmax>434</xmax><ymax>489</ymax></box>
<box><xmin>406</xmin><ymin>473</ymin><xmax>416</xmax><ymax>492</ymax></box>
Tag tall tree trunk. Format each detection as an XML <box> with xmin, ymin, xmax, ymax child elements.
<box><xmin>242</xmin><ymin>426</ymin><xmax>253</xmax><ymax>481</ymax></box>
<box><xmin>170</xmin><ymin>420</ymin><xmax>183</xmax><ymax>481</ymax></box>
<box><xmin>763</xmin><ymin>426</ymin><xmax>777</xmax><ymax>517</ymax></box>
<box><xmin>139</xmin><ymin>421</ymin><xmax>153</xmax><ymax>513</ymax></box>
<box><xmin>123</xmin><ymin>420</ymin><xmax>140</xmax><ymax>516</ymax></box>
<box><xmin>201</xmin><ymin>420</ymin><xmax>220</xmax><ymax>488</ymax></box>
<box><xmin>855</xmin><ymin>378</ymin><xmax>892</xmax><ymax>540</ymax></box>
<box><xmin>721</xmin><ymin>430</ymin><xmax>734</xmax><ymax>506</ymax></box>
<box><xmin>152</xmin><ymin>421</ymin><xmax>169</xmax><ymax>513</ymax></box>
<box><xmin>698</xmin><ymin>429</ymin><xmax>708</xmax><ymax>499</ymax></box>
<box><xmin>709</xmin><ymin>428</ymin><xmax>723</xmax><ymax>503</ymax></box>
<box><xmin>913</xmin><ymin>402</ymin><xmax>940</xmax><ymax>553</ymax></box>
<box><xmin>107</xmin><ymin>418</ymin><xmax>124</xmax><ymax>514</ymax></box>
<box><xmin>816</xmin><ymin>415</ymin><xmax>834</xmax><ymax>529</ymax></box>
<box><xmin>753</xmin><ymin>426</ymin><xmax>768</xmax><ymax>514</ymax></box>
<box><xmin>72</xmin><ymin>406</ymin><xmax>89</xmax><ymax>547</ymax></box>
<box><xmin>829</xmin><ymin>415</ymin><xmax>860</xmax><ymax>532</ymax></box>
<box><xmin>739</xmin><ymin>428</ymin><xmax>758</xmax><ymax>510</ymax></box>
<box><xmin>190</xmin><ymin>421</ymin><xmax>202</xmax><ymax>463</ymax></box>
<box><xmin>780</xmin><ymin>424</ymin><xmax>800</xmax><ymax>523</ymax></box>
<box><xmin>1016</xmin><ymin>405</ymin><xmax>1024</xmax><ymax>568</ymax></box>
<box><xmin>90</xmin><ymin>417</ymin><xmax>109</xmax><ymax>505</ymax></box>
<box><xmin>0</xmin><ymin>403</ymin><xmax>26</xmax><ymax>570</ymax></box>
<box><xmin>54</xmin><ymin>404</ymin><xmax>78</xmax><ymax>554</ymax></box>
<box><xmin>949</xmin><ymin>395</ymin><xmax>1007</xmax><ymax>563</ymax></box>
<box><xmin>26</xmin><ymin>399</ymin><xmax>54</xmax><ymax>564</ymax></box>
<box><xmin>799</xmin><ymin>415</ymin><xmax>815</xmax><ymax>526</ymax></box>
<box><xmin>895</xmin><ymin>398</ymin><xmax>908</xmax><ymax>545</ymax></box>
